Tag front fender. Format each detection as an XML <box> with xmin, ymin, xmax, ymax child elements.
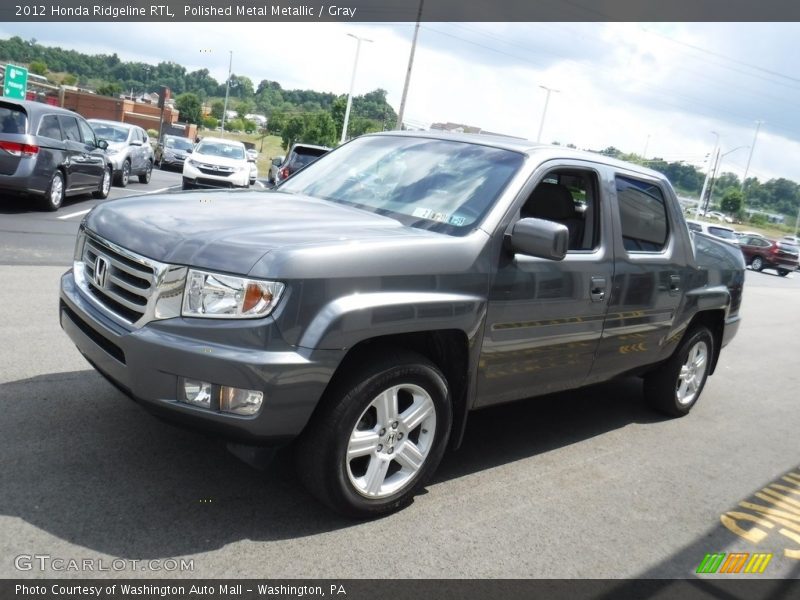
<box><xmin>295</xmin><ymin>291</ymin><xmax>487</xmax><ymax>351</ymax></box>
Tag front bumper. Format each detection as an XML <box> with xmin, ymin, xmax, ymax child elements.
<box><xmin>60</xmin><ymin>269</ymin><xmax>341</xmax><ymax>444</ymax></box>
<box><xmin>183</xmin><ymin>161</ymin><xmax>249</xmax><ymax>188</ymax></box>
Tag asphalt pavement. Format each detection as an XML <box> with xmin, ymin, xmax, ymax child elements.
<box><xmin>0</xmin><ymin>197</ymin><xmax>798</xmax><ymax>579</ymax></box>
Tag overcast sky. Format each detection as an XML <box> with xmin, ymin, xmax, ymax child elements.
<box><xmin>3</xmin><ymin>21</ymin><xmax>799</xmax><ymax>185</ymax></box>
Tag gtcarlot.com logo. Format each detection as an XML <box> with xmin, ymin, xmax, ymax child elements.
<box><xmin>696</xmin><ymin>552</ymin><xmax>773</xmax><ymax>574</ymax></box>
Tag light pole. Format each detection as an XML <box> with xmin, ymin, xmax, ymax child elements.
<box><xmin>696</xmin><ymin>131</ymin><xmax>719</xmax><ymax>218</ymax></box>
<box><xmin>536</xmin><ymin>85</ymin><xmax>559</xmax><ymax>144</ymax></box>
<box><xmin>704</xmin><ymin>145</ymin><xmax>748</xmax><ymax>216</ymax></box>
<box><xmin>642</xmin><ymin>134</ymin><xmax>651</xmax><ymax>159</ymax></box>
<box><xmin>396</xmin><ymin>0</ymin><xmax>424</xmax><ymax>131</ymax></box>
<box><xmin>740</xmin><ymin>120</ymin><xmax>763</xmax><ymax>193</ymax></box>
<box><xmin>220</xmin><ymin>50</ymin><xmax>233</xmax><ymax>138</ymax></box>
<box><xmin>341</xmin><ymin>33</ymin><xmax>373</xmax><ymax>144</ymax></box>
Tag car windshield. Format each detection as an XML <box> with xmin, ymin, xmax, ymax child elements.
<box><xmin>0</xmin><ymin>105</ymin><xmax>27</xmax><ymax>133</ymax></box>
<box><xmin>196</xmin><ymin>141</ymin><xmax>244</xmax><ymax>160</ymax></box>
<box><xmin>279</xmin><ymin>136</ymin><xmax>525</xmax><ymax>235</ymax></box>
<box><xmin>165</xmin><ymin>136</ymin><xmax>193</xmax><ymax>151</ymax></box>
<box><xmin>92</xmin><ymin>123</ymin><xmax>130</xmax><ymax>143</ymax></box>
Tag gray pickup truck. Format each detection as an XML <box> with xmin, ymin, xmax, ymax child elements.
<box><xmin>59</xmin><ymin>132</ymin><xmax>744</xmax><ymax>517</ymax></box>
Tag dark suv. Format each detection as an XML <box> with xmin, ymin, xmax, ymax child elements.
<box><xmin>0</xmin><ymin>99</ymin><xmax>111</xmax><ymax>210</ymax></box>
<box><xmin>738</xmin><ymin>235</ymin><xmax>799</xmax><ymax>276</ymax></box>
<box><xmin>275</xmin><ymin>143</ymin><xmax>330</xmax><ymax>183</ymax></box>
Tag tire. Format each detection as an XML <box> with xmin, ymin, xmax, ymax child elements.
<box><xmin>296</xmin><ymin>351</ymin><xmax>452</xmax><ymax>518</ymax></box>
<box><xmin>181</xmin><ymin>178</ymin><xmax>193</xmax><ymax>191</ymax></box>
<box><xmin>778</xmin><ymin>269</ymin><xmax>789</xmax><ymax>277</ymax></box>
<box><xmin>114</xmin><ymin>159</ymin><xmax>130</xmax><ymax>187</ymax></box>
<box><xmin>92</xmin><ymin>166</ymin><xmax>112</xmax><ymax>199</ymax></box>
<box><xmin>751</xmin><ymin>256</ymin><xmax>764</xmax><ymax>271</ymax></box>
<box><xmin>644</xmin><ymin>326</ymin><xmax>714</xmax><ymax>417</ymax></box>
<box><xmin>138</xmin><ymin>160</ymin><xmax>152</xmax><ymax>184</ymax></box>
<box><xmin>41</xmin><ymin>170</ymin><xmax>64</xmax><ymax>211</ymax></box>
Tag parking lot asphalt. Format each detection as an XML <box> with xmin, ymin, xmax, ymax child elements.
<box><xmin>0</xmin><ymin>199</ymin><xmax>799</xmax><ymax>578</ymax></box>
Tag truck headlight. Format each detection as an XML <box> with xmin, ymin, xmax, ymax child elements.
<box><xmin>182</xmin><ymin>269</ymin><xmax>284</xmax><ymax>319</ymax></box>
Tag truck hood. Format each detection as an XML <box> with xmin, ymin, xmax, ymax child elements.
<box><xmin>83</xmin><ymin>190</ymin><xmax>481</xmax><ymax>277</ymax></box>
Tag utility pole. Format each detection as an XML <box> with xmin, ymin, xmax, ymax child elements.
<box><xmin>536</xmin><ymin>85</ymin><xmax>559</xmax><ymax>143</ymax></box>
<box><xmin>220</xmin><ymin>50</ymin><xmax>233</xmax><ymax>138</ymax></box>
<box><xmin>696</xmin><ymin>131</ymin><xmax>719</xmax><ymax>218</ymax></box>
<box><xmin>341</xmin><ymin>34</ymin><xmax>373</xmax><ymax>144</ymax></box>
<box><xmin>396</xmin><ymin>0</ymin><xmax>424</xmax><ymax>131</ymax></box>
<box><xmin>740</xmin><ymin>120</ymin><xmax>763</xmax><ymax>211</ymax></box>
<box><xmin>642</xmin><ymin>134</ymin><xmax>650</xmax><ymax>159</ymax></box>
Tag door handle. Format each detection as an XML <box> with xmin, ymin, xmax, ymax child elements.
<box><xmin>669</xmin><ymin>274</ymin><xmax>681</xmax><ymax>295</ymax></box>
<box><xmin>590</xmin><ymin>276</ymin><xmax>607</xmax><ymax>302</ymax></box>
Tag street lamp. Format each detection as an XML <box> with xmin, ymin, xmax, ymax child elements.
<box><xmin>536</xmin><ymin>85</ymin><xmax>559</xmax><ymax>144</ymax></box>
<box><xmin>696</xmin><ymin>131</ymin><xmax>719</xmax><ymax>218</ymax></box>
<box><xmin>703</xmin><ymin>145</ymin><xmax>748</xmax><ymax>215</ymax></box>
<box><xmin>220</xmin><ymin>50</ymin><xmax>233</xmax><ymax>138</ymax></box>
<box><xmin>341</xmin><ymin>33</ymin><xmax>373</xmax><ymax>144</ymax></box>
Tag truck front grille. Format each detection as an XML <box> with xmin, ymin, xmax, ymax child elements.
<box><xmin>74</xmin><ymin>230</ymin><xmax>188</xmax><ymax>329</ymax></box>
<box><xmin>82</xmin><ymin>236</ymin><xmax>156</xmax><ymax>323</ymax></box>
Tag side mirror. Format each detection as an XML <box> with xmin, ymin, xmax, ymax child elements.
<box><xmin>96</xmin><ymin>139</ymin><xmax>108</xmax><ymax>150</ymax></box>
<box><xmin>508</xmin><ymin>218</ymin><xmax>568</xmax><ymax>261</ymax></box>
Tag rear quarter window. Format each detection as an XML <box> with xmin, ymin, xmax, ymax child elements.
<box><xmin>0</xmin><ymin>105</ymin><xmax>28</xmax><ymax>134</ymax></box>
<box><xmin>616</xmin><ymin>176</ymin><xmax>669</xmax><ymax>252</ymax></box>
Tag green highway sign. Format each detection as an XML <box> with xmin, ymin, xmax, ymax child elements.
<box><xmin>3</xmin><ymin>64</ymin><xmax>29</xmax><ymax>100</ymax></box>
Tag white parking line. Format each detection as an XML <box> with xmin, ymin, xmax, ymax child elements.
<box><xmin>142</xmin><ymin>186</ymin><xmax>176</xmax><ymax>194</ymax></box>
<box><xmin>57</xmin><ymin>209</ymin><xmax>92</xmax><ymax>220</ymax></box>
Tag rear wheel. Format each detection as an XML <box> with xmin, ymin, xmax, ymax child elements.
<box><xmin>644</xmin><ymin>326</ymin><xmax>714</xmax><ymax>417</ymax></box>
<box><xmin>41</xmin><ymin>170</ymin><xmax>64</xmax><ymax>211</ymax></box>
<box><xmin>778</xmin><ymin>269</ymin><xmax>789</xmax><ymax>277</ymax></box>
<box><xmin>138</xmin><ymin>160</ymin><xmax>152</xmax><ymax>184</ymax></box>
<box><xmin>750</xmin><ymin>256</ymin><xmax>764</xmax><ymax>271</ymax></box>
<box><xmin>296</xmin><ymin>352</ymin><xmax>452</xmax><ymax>518</ymax></box>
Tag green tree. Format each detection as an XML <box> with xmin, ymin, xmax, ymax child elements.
<box><xmin>175</xmin><ymin>92</ymin><xmax>202</xmax><ymax>125</ymax></box>
<box><xmin>61</xmin><ymin>73</ymin><xmax>77</xmax><ymax>86</ymax></box>
<box><xmin>28</xmin><ymin>60</ymin><xmax>47</xmax><ymax>76</ymax></box>
<box><xmin>236</xmin><ymin>99</ymin><xmax>255</xmax><ymax>119</ymax></box>
<box><xmin>302</xmin><ymin>111</ymin><xmax>337</xmax><ymax>146</ymax></box>
<box><xmin>96</xmin><ymin>82</ymin><xmax>122</xmax><ymax>97</ymax></box>
<box><xmin>281</xmin><ymin>116</ymin><xmax>305</xmax><ymax>150</ymax></box>
<box><xmin>720</xmin><ymin>190</ymin><xmax>744</xmax><ymax>216</ymax></box>
<box><xmin>210</xmin><ymin>101</ymin><xmax>225</xmax><ymax>120</ymax></box>
<box><xmin>201</xmin><ymin>116</ymin><xmax>218</xmax><ymax>129</ymax></box>
<box><xmin>267</xmin><ymin>110</ymin><xmax>286</xmax><ymax>134</ymax></box>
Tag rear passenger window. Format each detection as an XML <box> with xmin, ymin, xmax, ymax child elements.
<box><xmin>38</xmin><ymin>115</ymin><xmax>62</xmax><ymax>140</ymax></box>
<box><xmin>58</xmin><ymin>116</ymin><xmax>82</xmax><ymax>142</ymax></box>
<box><xmin>616</xmin><ymin>176</ymin><xmax>669</xmax><ymax>252</ymax></box>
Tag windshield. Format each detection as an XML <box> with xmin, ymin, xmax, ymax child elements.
<box><xmin>164</xmin><ymin>136</ymin><xmax>193</xmax><ymax>151</ymax></box>
<box><xmin>91</xmin><ymin>123</ymin><xmax>130</xmax><ymax>143</ymax></box>
<box><xmin>195</xmin><ymin>141</ymin><xmax>245</xmax><ymax>160</ymax></box>
<box><xmin>280</xmin><ymin>136</ymin><xmax>524</xmax><ymax>235</ymax></box>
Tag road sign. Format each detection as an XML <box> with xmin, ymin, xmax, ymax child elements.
<box><xmin>3</xmin><ymin>64</ymin><xmax>29</xmax><ymax>100</ymax></box>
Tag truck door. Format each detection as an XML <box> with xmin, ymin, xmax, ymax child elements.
<box><xmin>584</xmin><ymin>172</ymin><xmax>686</xmax><ymax>384</ymax></box>
<box><xmin>476</xmin><ymin>162</ymin><xmax>614</xmax><ymax>407</ymax></box>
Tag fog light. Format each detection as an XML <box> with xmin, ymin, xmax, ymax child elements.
<box><xmin>182</xmin><ymin>379</ymin><xmax>214</xmax><ymax>409</ymax></box>
<box><xmin>220</xmin><ymin>386</ymin><xmax>263</xmax><ymax>416</ymax></box>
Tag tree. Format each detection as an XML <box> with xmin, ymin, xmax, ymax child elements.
<box><xmin>61</xmin><ymin>73</ymin><xmax>77</xmax><ymax>86</ymax></box>
<box><xmin>281</xmin><ymin>116</ymin><xmax>305</xmax><ymax>150</ymax></box>
<box><xmin>302</xmin><ymin>111</ymin><xmax>337</xmax><ymax>147</ymax></box>
<box><xmin>96</xmin><ymin>82</ymin><xmax>122</xmax><ymax>97</ymax></box>
<box><xmin>720</xmin><ymin>189</ymin><xmax>744</xmax><ymax>216</ymax></box>
<box><xmin>28</xmin><ymin>60</ymin><xmax>47</xmax><ymax>76</ymax></box>
<box><xmin>175</xmin><ymin>92</ymin><xmax>202</xmax><ymax>125</ymax></box>
<box><xmin>210</xmin><ymin>101</ymin><xmax>225</xmax><ymax>120</ymax></box>
<box><xmin>236</xmin><ymin>99</ymin><xmax>255</xmax><ymax>119</ymax></box>
<box><xmin>267</xmin><ymin>111</ymin><xmax>286</xmax><ymax>134</ymax></box>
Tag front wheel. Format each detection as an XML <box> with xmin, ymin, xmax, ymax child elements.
<box><xmin>138</xmin><ymin>160</ymin><xmax>152</xmax><ymax>184</ymax></box>
<box><xmin>296</xmin><ymin>352</ymin><xmax>452</xmax><ymax>518</ymax></box>
<box><xmin>114</xmin><ymin>159</ymin><xmax>130</xmax><ymax>187</ymax></box>
<box><xmin>644</xmin><ymin>326</ymin><xmax>714</xmax><ymax>417</ymax></box>
<box><xmin>751</xmin><ymin>256</ymin><xmax>764</xmax><ymax>271</ymax></box>
<box><xmin>92</xmin><ymin>166</ymin><xmax>112</xmax><ymax>199</ymax></box>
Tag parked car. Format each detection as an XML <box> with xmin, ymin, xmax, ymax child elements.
<box><xmin>60</xmin><ymin>132</ymin><xmax>743</xmax><ymax>518</ymax></box>
<box><xmin>686</xmin><ymin>219</ymin><xmax>739</xmax><ymax>245</ymax></box>
<box><xmin>155</xmin><ymin>134</ymin><xmax>194</xmax><ymax>171</ymax></box>
<box><xmin>246</xmin><ymin>148</ymin><xmax>258</xmax><ymax>186</ymax></box>
<box><xmin>739</xmin><ymin>235</ymin><xmax>799</xmax><ymax>276</ymax></box>
<box><xmin>268</xmin><ymin>155</ymin><xmax>284</xmax><ymax>184</ymax></box>
<box><xmin>705</xmin><ymin>211</ymin><xmax>733</xmax><ymax>224</ymax></box>
<box><xmin>88</xmin><ymin>119</ymin><xmax>154</xmax><ymax>187</ymax></box>
<box><xmin>0</xmin><ymin>99</ymin><xmax>112</xmax><ymax>211</ymax></box>
<box><xmin>735</xmin><ymin>230</ymin><xmax>765</xmax><ymax>239</ymax></box>
<box><xmin>274</xmin><ymin>143</ymin><xmax>330</xmax><ymax>183</ymax></box>
<box><xmin>182</xmin><ymin>137</ymin><xmax>250</xmax><ymax>190</ymax></box>
<box><xmin>781</xmin><ymin>235</ymin><xmax>800</xmax><ymax>245</ymax></box>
